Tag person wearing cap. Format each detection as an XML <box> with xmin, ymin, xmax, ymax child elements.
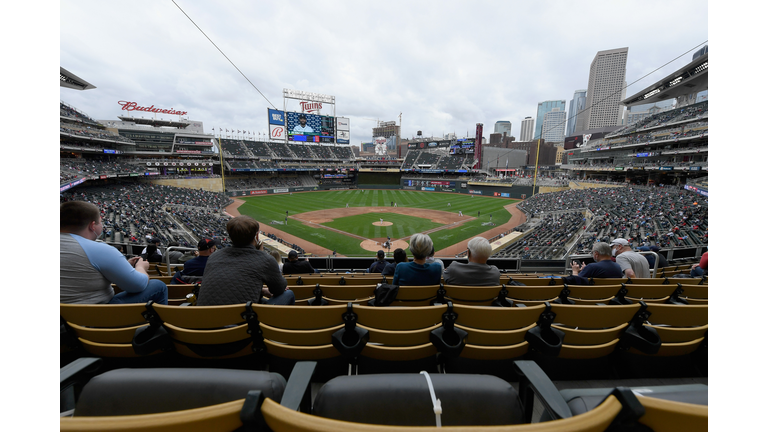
<box><xmin>198</xmin><ymin>216</ymin><xmax>293</xmax><ymax>305</ymax></box>
<box><xmin>368</xmin><ymin>250</ymin><xmax>389</xmax><ymax>273</ymax></box>
<box><xmin>292</xmin><ymin>114</ymin><xmax>314</xmax><ymax>133</ymax></box>
<box><xmin>283</xmin><ymin>250</ymin><xmax>318</xmax><ymax>274</ymax></box>
<box><xmin>610</xmin><ymin>238</ymin><xmax>650</xmax><ymax>279</ymax></box>
<box><xmin>570</xmin><ymin>242</ymin><xmax>623</xmax><ymax>279</ymax></box>
<box><xmin>393</xmin><ymin>233</ymin><xmax>442</xmax><ymax>286</ymax></box>
<box><xmin>60</xmin><ymin>201</ymin><xmax>168</xmax><ymax>305</ymax></box>
<box><xmin>382</xmin><ymin>248</ymin><xmax>408</xmax><ymax>276</ymax></box>
<box><xmin>171</xmin><ymin>238</ymin><xmax>217</xmax><ymax>284</ymax></box>
<box><xmin>443</xmin><ymin>237</ymin><xmax>500</xmax><ymax>286</ymax></box>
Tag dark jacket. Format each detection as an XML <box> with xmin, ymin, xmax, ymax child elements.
<box><xmin>197</xmin><ymin>245</ymin><xmax>287</xmax><ymax>306</ymax></box>
<box><xmin>283</xmin><ymin>259</ymin><xmax>316</xmax><ymax>275</ymax></box>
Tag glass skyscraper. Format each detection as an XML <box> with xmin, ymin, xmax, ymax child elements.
<box><xmin>534</xmin><ymin>100</ymin><xmax>566</xmax><ymax>140</ymax></box>
<box><xmin>567</xmin><ymin>90</ymin><xmax>587</xmax><ymax>137</ymax></box>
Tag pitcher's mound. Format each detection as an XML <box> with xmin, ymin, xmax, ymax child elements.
<box><xmin>373</xmin><ymin>221</ymin><xmax>393</xmax><ymax>226</ymax></box>
<box><xmin>360</xmin><ymin>239</ymin><xmax>408</xmax><ymax>252</ymax></box>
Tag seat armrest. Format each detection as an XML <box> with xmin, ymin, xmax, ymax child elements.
<box><xmin>60</xmin><ymin>358</ymin><xmax>102</xmax><ymax>387</ymax></box>
<box><xmin>280</xmin><ymin>361</ymin><xmax>317</xmax><ymax>412</ymax></box>
<box><xmin>513</xmin><ymin>360</ymin><xmax>571</xmax><ymax>422</ymax></box>
<box><xmin>60</xmin><ymin>358</ymin><xmax>102</xmax><ymax>414</ymax></box>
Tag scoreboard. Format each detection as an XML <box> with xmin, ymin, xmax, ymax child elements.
<box><xmin>286</xmin><ymin>111</ymin><xmax>335</xmax><ymax>143</ymax></box>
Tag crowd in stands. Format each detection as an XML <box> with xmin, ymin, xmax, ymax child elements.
<box><xmin>60</xmin><ymin>102</ymin><xmax>101</xmax><ymax>126</ymax></box>
<box><xmin>60</xmin><ymin>124</ymin><xmax>134</xmax><ymax>143</ymax></box>
<box><xmin>60</xmin><ymin>183</ymin><xmax>232</xmax><ymax>249</ymax></box>
<box><xmin>264</xmin><ymin>232</ymin><xmax>305</xmax><ymax>255</ymax></box>
<box><xmin>60</xmin><ymin>159</ymin><xmax>146</xmax><ymax>182</ymax></box>
<box><xmin>605</xmin><ymin>101</ymin><xmax>708</xmax><ymax>138</ymax></box>
<box><xmin>515</xmin><ymin>186</ymin><xmax>707</xmax><ymax>255</ymax></box>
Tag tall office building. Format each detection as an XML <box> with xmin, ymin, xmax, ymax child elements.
<box><xmin>494</xmin><ymin>121</ymin><xmax>512</xmax><ymax>137</ymax></box>
<box><xmin>520</xmin><ymin>117</ymin><xmax>534</xmax><ymax>142</ymax></box>
<box><xmin>534</xmin><ymin>100</ymin><xmax>566</xmax><ymax>140</ymax></box>
<box><xmin>567</xmin><ymin>90</ymin><xmax>587</xmax><ymax>137</ymax></box>
<box><xmin>584</xmin><ymin>47</ymin><xmax>628</xmax><ymax>130</ymax></box>
<box><xmin>542</xmin><ymin>108</ymin><xmax>566</xmax><ymax>143</ymax></box>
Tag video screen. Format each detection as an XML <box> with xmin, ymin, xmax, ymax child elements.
<box><xmin>286</xmin><ymin>111</ymin><xmax>335</xmax><ymax>143</ymax></box>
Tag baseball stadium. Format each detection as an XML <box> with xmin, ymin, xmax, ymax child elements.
<box><xmin>59</xmin><ymin>44</ymin><xmax>708</xmax><ymax>430</ymax></box>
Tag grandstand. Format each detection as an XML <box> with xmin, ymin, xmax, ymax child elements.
<box><xmin>59</xmin><ymin>61</ymin><xmax>707</xmax><ymax>429</ymax></box>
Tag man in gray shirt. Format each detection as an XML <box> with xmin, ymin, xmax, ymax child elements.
<box><xmin>443</xmin><ymin>237</ymin><xmax>500</xmax><ymax>286</ymax></box>
<box><xmin>60</xmin><ymin>201</ymin><xmax>168</xmax><ymax>304</ymax></box>
<box><xmin>610</xmin><ymin>238</ymin><xmax>650</xmax><ymax>279</ymax></box>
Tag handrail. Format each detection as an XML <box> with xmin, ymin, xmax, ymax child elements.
<box><xmin>164</xmin><ymin>246</ymin><xmax>198</xmax><ymax>276</ymax></box>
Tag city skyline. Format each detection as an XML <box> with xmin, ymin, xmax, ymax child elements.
<box><xmin>58</xmin><ymin>1</ymin><xmax>707</xmax><ymax>147</ymax></box>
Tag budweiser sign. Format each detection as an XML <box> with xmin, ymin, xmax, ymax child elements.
<box><xmin>118</xmin><ymin>101</ymin><xmax>188</xmax><ymax>116</ymax></box>
<box><xmin>299</xmin><ymin>101</ymin><xmax>322</xmax><ymax>113</ymax></box>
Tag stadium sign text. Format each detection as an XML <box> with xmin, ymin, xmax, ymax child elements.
<box><xmin>117</xmin><ymin>101</ymin><xmax>188</xmax><ymax>116</ymax></box>
<box><xmin>299</xmin><ymin>101</ymin><xmax>323</xmax><ymax>113</ymax></box>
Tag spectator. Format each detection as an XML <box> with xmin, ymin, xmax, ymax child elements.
<box><xmin>570</xmin><ymin>243</ymin><xmax>623</xmax><ymax>279</ymax></box>
<box><xmin>140</xmin><ymin>238</ymin><xmax>162</xmax><ymax>256</ymax></box>
<box><xmin>648</xmin><ymin>245</ymin><xmax>669</xmax><ymax>269</ymax></box>
<box><xmin>610</xmin><ymin>238</ymin><xmax>650</xmax><ymax>279</ymax></box>
<box><xmin>638</xmin><ymin>245</ymin><xmax>669</xmax><ymax>271</ymax></box>
<box><xmin>60</xmin><ymin>201</ymin><xmax>168</xmax><ymax>304</ymax></box>
<box><xmin>368</xmin><ymin>250</ymin><xmax>388</xmax><ymax>273</ymax></box>
<box><xmin>425</xmin><ymin>247</ymin><xmax>445</xmax><ymax>273</ymax></box>
<box><xmin>690</xmin><ymin>251</ymin><xmax>708</xmax><ymax>277</ymax></box>
<box><xmin>171</xmin><ymin>238</ymin><xmax>217</xmax><ymax>285</ymax></box>
<box><xmin>142</xmin><ymin>244</ymin><xmax>164</xmax><ymax>263</ymax></box>
<box><xmin>283</xmin><ymin>250</ymin><xmax>317</xmax><ymax>274</ymax></box>
<box><xmin>197</xmin><ymin>216</ymin><xmax>293</xmax><ymax>305</ymax></box>
<box><xmin>269</xmin><ymin>249</ymin><xmax>283</xmax><ymax>272</ymax></box>
<box><xmin>164</xmin><ymin>241</ymin><xmax>184</xmax><ymax>264</ymax></box>
<box><xmin>382</xmin><ymin>248</ymin><xmax>407</xmax><ymax>276</ymax></box>
<box><xmin>393</xmin><ymin>233</ymin><xmax>442</xmax><ymax>286</ymax></box>
<box><xmin>443</xmin><ymin>237</ymin><xmax>500</xmax><ymax>286</ymax></box>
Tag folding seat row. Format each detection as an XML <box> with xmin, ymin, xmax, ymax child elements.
<box><xmin>61</xmin><ymin>300</ymin><xmax>708</xmax><ymax>380</ymax></box>
<box><xmin>60</xmin><ymin>357</ymin><xmax>708</xmax><ymax>431</ymax></box>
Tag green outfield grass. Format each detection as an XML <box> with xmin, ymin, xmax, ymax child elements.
<box><xmin>237</xmin><ymin>190</ymin><xmax>518</xmax><ymax>256</ymax></box>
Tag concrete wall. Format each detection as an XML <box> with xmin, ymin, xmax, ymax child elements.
<box><xmin>147</xmin><ymin>177</ymin><xmax>225</xmax><ymax>192</ymax></box>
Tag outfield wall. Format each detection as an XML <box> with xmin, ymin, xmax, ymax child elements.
<box><xmin>401</xmin><ymin>179</ymin><xmax>537</xmax><ymax>199</ymax></box>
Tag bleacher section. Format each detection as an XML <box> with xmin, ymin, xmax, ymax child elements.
<box><xmin>242</xmin><ymin>140</ymin><xmax>274</xmax><ymax>157</ymax></box>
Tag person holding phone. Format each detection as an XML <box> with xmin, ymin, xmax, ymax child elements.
<box><xmin>570</xmin><ymin>242</ymin><xmax>623</xmax><ymax>278</ymax></box>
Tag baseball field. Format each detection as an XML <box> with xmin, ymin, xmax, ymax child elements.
<box><xmin>230</xmin><ymin>190</ymin><xmax>522</xmax><ymax>257</ymax></box>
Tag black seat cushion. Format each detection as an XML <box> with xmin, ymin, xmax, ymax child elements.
<box><xmin>313</xmin><ymin>373</ymin><xmax>523</xmax><ymax>426</ymax></box>
<box><xmin>74</xmin><ymin>368</ymin><xmax>286</xmax><ymax>416</ymax></box>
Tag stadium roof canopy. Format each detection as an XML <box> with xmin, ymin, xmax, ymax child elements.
<box><xmin>60</xmin><ymin>67</ymin><xmax>96</xmax><ymax>90</ymax></box>
<box><xmin>117</xmin><ymin>116</ymin><xmax>189</xmax><ymax>128</ymax></box>
<box><xmin>621</xmin><ymin>53</ymin><xmax>707</xmax><ymax>107</ymax></box>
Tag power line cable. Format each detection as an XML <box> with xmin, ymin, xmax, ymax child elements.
<box><xmin>171</xmin><ymin>0</ymin><xmax>277</xmax><ymax>110</ymax></box>
<box><xmin>486</xmin><ymin>40</ymin><xmax>708</xmax><ymax>171</ymax></box>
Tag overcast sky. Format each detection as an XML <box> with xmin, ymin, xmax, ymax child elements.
<box><xmin>59</xmin><ymin>0</ymin><xmax>708</xmax><ymax>146</ymax></box>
